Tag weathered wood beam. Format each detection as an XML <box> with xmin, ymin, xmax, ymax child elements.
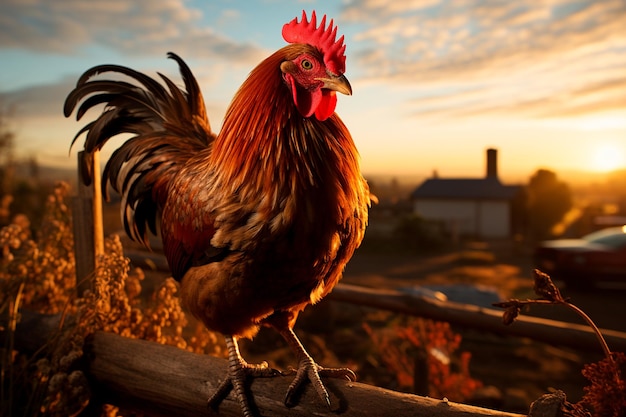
<box><xmin>5</xmin><ymin>311</ymin><xmax>574</xmax><ymax>416</ymax></box>
<box><xmin>327</xmin><ymin>284</ymin><xmax>626</xmax><ymax>353</ymax></box>
<box><xmin>87</xmin><ymin>331</ymin><xmax>525</xmax><ymax>417</ymax></box>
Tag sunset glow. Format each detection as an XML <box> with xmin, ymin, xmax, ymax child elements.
<box><xmin>590</xmin><ymin>143</ymin><xmax>626</xmax><ymax>173</ymax></box>
<box><xmin>1</xmin><ymin>1</ymin><xmax>625</xmax><ymax>184</ymax></box>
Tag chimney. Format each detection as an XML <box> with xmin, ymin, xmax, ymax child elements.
<box><xmin>486</xmin><ymin>148</ymin><xmax>498</xmax><ymax>179</ymax></box>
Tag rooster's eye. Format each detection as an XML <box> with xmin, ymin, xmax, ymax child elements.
<box><xmin>301</xmin><ymin>59</ymin><xmax>313</xmax><ymax>70</ymax></box>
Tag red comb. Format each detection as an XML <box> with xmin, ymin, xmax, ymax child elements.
<box><xmin>282</xmin><ymin>10</ymin><xmax>346</xmax><ymax>75</ymax></box>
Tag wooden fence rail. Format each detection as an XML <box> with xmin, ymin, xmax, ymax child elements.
<box><xmin>89</xmin><ymin>331</ymin><xmax>529</xmax><ymax>417</ymax></box>
<box><xmin>125</xmin><ymin>251</ymin><xmax>626</xmax><ymax>353</ymax></box>
<box><xmin>5</xmin><ymin>311</ymin><xmax>530</xmax><ymax>417</ymax></box>
<box><xmin>329</xmin><ymin>283</ymin><xmax>626</xmax><ymax>353</ymax></box>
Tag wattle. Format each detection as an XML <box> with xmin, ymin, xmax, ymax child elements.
<box><xmin>314</xmin><ymin>90</ymin><xmax>337</xmax><ymax>121</ymax></box>
<box><xmin>286</xmin><ymin>74</ymin><xmax>337</xmax><ymax>121</ymax></box>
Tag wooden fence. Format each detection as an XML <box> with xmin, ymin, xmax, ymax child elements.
<box><xmin>19</xmin><ymin>151</ymin><xmax>614</xmax><ymax>416</ymax></box>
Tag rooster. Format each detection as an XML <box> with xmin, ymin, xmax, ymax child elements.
<box><xmin>65</xmin><ymin>10</ymin><xmax>370</xmax><ymax>416</ymax></box>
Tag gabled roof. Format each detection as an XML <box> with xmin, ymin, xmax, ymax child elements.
<box><xmin>411</xmin><ymin>177</ymin><xmax>521</xmax><ymax>200</ymax></box>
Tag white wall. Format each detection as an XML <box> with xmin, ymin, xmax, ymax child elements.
<box><xmin>479</xmin><ymin>201</ymin><xmax>510</xmax><ymax>238</ymax></box>
<box><xmin>414</xmin><ymin>199</ymin><xmax>511</xmax><ymax>239</ymax></box>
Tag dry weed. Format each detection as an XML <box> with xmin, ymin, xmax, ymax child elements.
<box><xmin>494</xmin><ymin>269</ymin><xmax>625</xmax><ymax>416</ymax></box>
<box><xmin>1</xmin><ymin>182</ymin><xmax>222</xmax><ymax>416</ymax></box>
<box><xmin>364</xmin><ymin>316</ymin><xmax>482</xmax><ymax>402</ymax></box>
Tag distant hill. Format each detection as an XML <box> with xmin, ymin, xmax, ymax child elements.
<box><xmin>13</xmin><ymin>162</ymin><xmax>77</xmax><ymax>186</ymax></box>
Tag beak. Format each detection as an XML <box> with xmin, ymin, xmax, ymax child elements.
<box><xmin>317</xmin><ymin>74</ymin><xmax>352</xmax><ymax>96</ymax></box>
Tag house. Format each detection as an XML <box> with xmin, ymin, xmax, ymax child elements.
<box><xmin>411</xmin><ymin>149</ymin><xmax>523</xmax><ymax>239</ymax></box>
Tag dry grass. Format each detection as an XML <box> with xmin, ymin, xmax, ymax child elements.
<box><xmin>0</xmin><ymin>182</ymin><xmax>223</xmax><ymax>417</ymax></box>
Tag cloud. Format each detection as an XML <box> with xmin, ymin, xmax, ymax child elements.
<box><xmin>0</xmin><ymin>0</ymin><xmax>265</xmax><ymax>63</ymax></box>
<box><xmin>0</xmin><ymin>67</ymin><xmax>232</xmax><ymax>123</ymax></box>
<box><xmin>0</xmin><ymin>62</ymin><xmax>234</xmax><ymax>167</ymax></box>
<box><xmin>341</xmin><ymin>0</ymin><xmax>626</xmax><ymax>120</ymax></box>
<box><xmin>0</xmin><ymin>78</ymin><xmax>75</xmax><ymax>119</ymax></box>
<box><xmin>341</xmin><ymin>0</ymin><xmax>441</xmax><ymax>22</ymax></box>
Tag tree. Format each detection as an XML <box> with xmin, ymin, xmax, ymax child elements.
<box><xmin>526</xmin><ymin>169</ymin><xmax>573</xmax><ymax>241</ymax></box>
<box><xmin>607</xmin><ymin>169</ymin><xmax>626</xmax><ymax>215</ymax></box>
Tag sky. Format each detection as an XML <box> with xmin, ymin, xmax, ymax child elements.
<box><xmin>1</xmin><ymin>0</ymin><xmax>625</xmax><ymax>184</ymax></box>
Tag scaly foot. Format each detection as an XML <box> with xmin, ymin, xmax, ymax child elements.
<box><xmin>279</xmin><ymin>328</ymin><xmax>356</xmax><ymax>408</ymax></box>
<box><xmin>208</xmin><ymin>336</ymin><xmax>279</xmax><ymax>417</ymax></box>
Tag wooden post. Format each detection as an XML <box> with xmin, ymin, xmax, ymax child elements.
<box><xmin>91</xmin><ymin>150</ymin><xmax>104</xmax><ymax>258</ymax></box>
<box><xmin>72</xmin><ymin>150</ymin><xmax>104</xmax><ymax>296</ymax></box>
<box><xmin>72</xmin><ymin>151</ymin><xmax>95</xmax><ymax>295</ymax></box>
<box><xmin>413</xmin><ymin>348</ymin><xmax>429</xmax><ymax>397</ymax></box>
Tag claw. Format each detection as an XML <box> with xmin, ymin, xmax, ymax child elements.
<box><xmin>208</xmin><ymin>336</ymin><xmax>279</xmax><ymax>417</ymax></box>
<box><xmin>279</xmin><ymin>328</ymin><xmax>356</xmax><ymax>409</ymax></box>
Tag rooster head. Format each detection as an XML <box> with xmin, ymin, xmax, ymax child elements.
<box><xmin>281</xmin><ymin>10</ymin><xmax>351</xmax><ymax>121</ymax></box>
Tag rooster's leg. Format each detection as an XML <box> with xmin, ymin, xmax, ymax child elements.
<box><xmin>279</xmin><ymin>328</ymin><xmax>356</xmax><ymax>408</ymax></box>
<box><xmin>208</xmin><ymin>335</ymin><xmax>279</xmax><ymax>417</ymax></box>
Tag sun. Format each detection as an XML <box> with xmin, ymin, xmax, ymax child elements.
<box><xmin>590</xmin><ymin>143</ymin><xmax>626</xmax><ymax>173</ymax></box>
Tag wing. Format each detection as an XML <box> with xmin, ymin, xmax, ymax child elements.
<box><xmin>162</xmin><ymin>218</ymin><xmax>224</xmax><ymax>282</ymax></box>
<box><xmin>160</xmin><ymin>168</ymin><xmax>233</xmax><ymax>281</ymax></box>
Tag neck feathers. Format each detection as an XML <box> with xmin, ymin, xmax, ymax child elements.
<box><xmin>211</xmin><ymin>46</ymin><xmax>360</xmax><ymax>197</ymax></box>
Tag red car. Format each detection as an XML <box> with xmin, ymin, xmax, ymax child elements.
<box><xmin>533</xmin><ymin>226</ymin><xmax>626</xmax><ymax>288</ymax></box>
